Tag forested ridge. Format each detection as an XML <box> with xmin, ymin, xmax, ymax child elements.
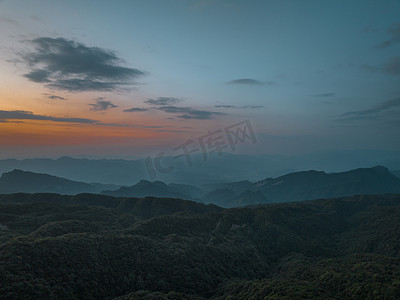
<box><xmin>1</xmin><ymin>193</ymin><xmax>399</xmax><ymax>299</ymax></box>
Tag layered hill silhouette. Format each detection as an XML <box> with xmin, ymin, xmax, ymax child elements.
<box><xmin>0</xmin><ymin>169</ymin><xmax>120</xmax><ymax>195</ymax></box>
<box><xmin>102</xmin><ymin>166</ymin><xmax>400</xmax><ymax>206</ymax></box>
<box><xmin>101</xmin><ymin>180</ymin><xmax>193</xmax><ymax>199</ymax></box>
<box><xmin>1</xmin><ymin>192</ymin><xmax>400</xmax><ymax>299</ymax></box>
<box><xmin>1</xmin><ymin>151</ymin><xmax>399</xmax><ymax>185</ymax></box>
<box><xmin>1</xmin><ymin>166</ymin><xmax>400</xmax><ymax>208</ymax></box>
<box><xmin>0</xmin><ymin>169</ymin><xmax>98</xmax><ymax>194</ymax></box>
<box><xmin>254</xmin><ymin>166</ymin><xmax>400</xmax><ymax>202</ymax></box>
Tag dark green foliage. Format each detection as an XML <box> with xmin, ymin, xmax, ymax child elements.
<box><xmin>0</xmin><ymin>193</ymin><xmax>400</xmax><ymax>299</ymax></box>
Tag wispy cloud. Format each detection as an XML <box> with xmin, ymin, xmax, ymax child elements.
<box><xmin>43</xmin><ymin>93</ymin><xmax>66</xmax><ymax>100</ymax></box>
<box><xmin>226</xmin><ymin>78</ymin><xmax>275</xmax><ymax>86</ymax></box>
<box><xmin>378</xmin><ymin>23</ymin><xmax>400</xmax><ymax>48</ymax></box>
<box><xmin>0</xmin><ymin>15</ymin><xmax>19</xmax><ymax>26</ymax></box>
<box><xmin>360</xmin><ymin>64</ymin><xmax>380</xmax><ymax>73</ymax></box>
<box><xmin>31</xmin><ymin>16</ymin><xmax>42</xmax><ymax>22</ymax></box>
<box><xmin>144</xmin><ymin>97</ymin><xmax>182</xmax><ymax>106</ymax></box>
<box><xmin>215</xmin><ymin>104</ymin><xmax>263</xmax><ymax>109</ymax></box>
<box><xmin>123</xmin><ymin>96</ymin><xmax>226</xmax><ymax>119</ymax></box>
<box><xmin>359</xmin><ymin>57</ymin><xmax>400</xmax><ymax>76</ymax></box>
<box><xmin>313</xmin><ymin>92</ymin><xmax>335</xmax><ymax>97</ymax></box>
<box><xmin>0</xmin><ymin>109</ymin><xmax>192</xmax><ymax>131</ymax></box>
<box><xmin>382</xmin><ymin>56</ymin><xmax>400</xmax><ymax>75</ymax></box>
<box><xmin>0</xmin><ymin>110</ymin><xmax>97</xmax><ymax>124</ymax></box>
<box><xmin>338</xmin><ymin>97</ymin><xmax>400</xmax><ymax>121</ymax></box>
<box><xmin>123</xmin><ymin>107</ymin><xmax>149</xmax><ymax>112</ymax></box>
<box><xmin>19</xmin><ymin>37</ymin><xmax>146</xmax><ymax>92</ymax></box>
<box><xmin>156</xmin><ymin>105</ymin><xmax>226</xmax><ymax>119</ymax></box>
<box><xmin>361</xmin><ymin>25</ymin><xmax>379</xmax><ymax>34</ymax></box>
<box><xmin>89</xmin><ymin>98</ymin><xmax>118</xmax><ymax>111</ymax></box>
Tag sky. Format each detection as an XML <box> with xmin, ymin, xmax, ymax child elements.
<box><xmin>0</xmin><ymin>0</ymin><xmax>399</xmax><ymax>159</ymax></box>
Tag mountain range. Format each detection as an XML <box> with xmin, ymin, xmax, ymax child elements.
<box><xmin>1</xmin><ymin>166</ymin><xmax>400</xmax><ymax>207</ymax></box>
<box><xmin>1</xmin><ymin>150</ymin><xmax>400</xmax><ymax>185</ymax></box>
<box><xmin>254</xmin><ymin>165</ymin><xmax>400</xmax><ymax>202</ymax></box>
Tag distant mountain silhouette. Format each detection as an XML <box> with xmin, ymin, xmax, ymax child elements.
<box><xmin>2</xmin><ymin>166</ymin><xmax>400</xmax><ymax>207</ymax></box>
<box><xmin>393</xmin><ymin>170</ymin><xmax>400</xmax><ymax>179</ymax></box>
<box><xmin>1</xmin><ymin>151</ymin><xmax>399</xmax><ymax>185</ymax></box>
<box><xmin>253</xmin><ymin>166</ymin><xmax>400</xmax><ymax>202</ymax></box>
<box><xmin>102</xmin><ymin>180</ymin><xmax>192</xmax><ymax>199</ymax></box>
<box><xmin>0</xmin><ymin>169</ymin><xmax>98</xmax><ymax>194</ymax></box>
<box><xmin>0</xmin><ymin>169</ymin><xmax>120</xmax><ymax>195</ymax></box>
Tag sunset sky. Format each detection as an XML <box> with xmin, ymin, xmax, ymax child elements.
<box><xmin>0</xmin><ymin>0</ymin><xmax>399</xmax><ymax>158</ymax></box>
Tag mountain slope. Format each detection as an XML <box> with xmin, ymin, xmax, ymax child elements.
<box><xmin>101</xmin><ymin>180</ymin><xmax>192</xmax><ymax>199</ymax></box>
<box><xmin>254</xmin><ymin>166</ymin><xmax>400</xmax><ymax>202</ymax></box>
<box><xmin>0</xmin><ymin>169</ymin><xmax>98</xmax><ymax>194</ymax></box>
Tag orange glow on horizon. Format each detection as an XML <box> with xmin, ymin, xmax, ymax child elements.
<box><xmin>0</xmin><ymin>120</ymin><xmax>178</xmax><ymax>146</ymax></box>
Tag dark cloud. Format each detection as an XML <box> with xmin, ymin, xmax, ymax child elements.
<box><xmin>23</xmin><ymin>69</ymin><xmax>51</xmax><ymax>82</ymax></box>
<box><xmin>43</xmin><ymin>93</ymin><xmax>66</xmax><ymax>100</ymax></box>
<box><xmin>215</xmin><ymin>104</ymin><xmax>263</xmax><ymax>109</ymax></box>
<box><xmin>156</xmin><ymin>105</ymin><xmax>226</xmax><ymax>120</ymax></box>
<box><xmin>0</xmin><ymin>120</ymin><xmax>24</xmax><ymax>124</ymax></box>
<box><xmin>382</xmin><ymin>57</ymin><xmax>400</xmax><ymax>75</ymax></box>
<box><xmin>48</xmin><ymin>95</ymin><xmax>65</xmax><ymax>100</ymax></box>
<box><xmin>0</xmin><ymin>110</ymin><xmax>97</xmax><ymax>124</ymax></box>
<box><xmin>313</xmin><ymin>92</ymin><xmax>335</xmax><ymax>97</ymax></box>
<box><xmin>378</xmin><ymin>23</ymin><xmax>400</xmax><ymax>48</ymax></box>
<box><xmin>338</xmin><ymin>97</ymin><xmax>400</xmax><ymax>120</ymax></box>
<box><xmin>144</xmin><ymin>97</ymin><xmax>182</xmax><ymax>106</ymax></box>
<box><xmin>177</xmin><ymin>111</ymin><xmax>225</xmax><ymax>119</ymax></box>
<box><xmin>226</xmin><ymin>78</ymin><xmax>275</xmax><ymax>86</ymax></box>
<box><xmin>20</xmin><ymin>37</ymin><xmax>146</xmax><ymax>92</ymax></box>
<box><xmin>89</xmin><ymin>98</ymin><xmax>118</xmax><ymax>111</ymax></box>
<box><xmin>156</xmin><ymin>106</ymin><xmax>190</xmax><ymax>114</ymax></box>
<box><xmin>123</xmin><ymin>107</ymin><xmax>149</xmax><ymax>112</ymax></box>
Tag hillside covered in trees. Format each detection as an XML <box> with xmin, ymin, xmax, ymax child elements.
<box><xmin>0</xmin><ymin>193</ymin><xmax>400</xmax><ymax>299</ymax></box>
